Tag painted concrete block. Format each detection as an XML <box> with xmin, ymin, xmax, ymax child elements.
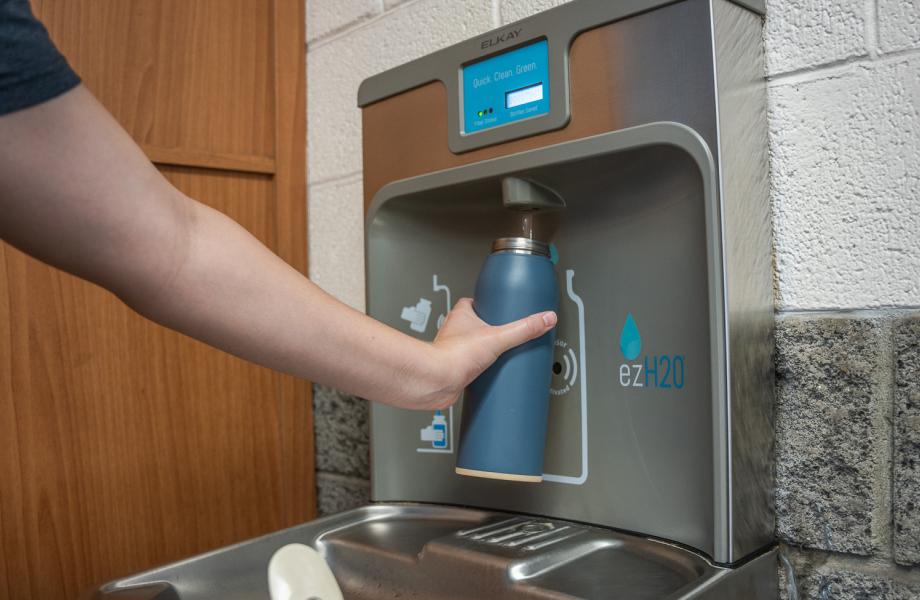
<box><xmin>500</xmin><ymin>0</ymin><xmax>570</xmax><ymax>24</ymax></box>
<box><xmin>307</xmin><ymin>0</ymin><xmax>493</xmax><ymax>183</ymax></box>
<box><xmin>763</xmin><ymin>0</ymin><xmax>867</xmax><ymax>75</ymax></box>
<box><xmin>769</xmin><ymin>57</ymin><xmax>920</xmax><ymax>310</ymax></box>
<box><xmin>308</xmin><ymin>176</ymin><xmax>366</xmax><ymax>311</ymax></box>
<box><xmin>879</xmin><ymin>0</ymin><xmax>920</xmax><ymax>53</ymax></box>
<box><xmin>308</xmin><ymin>0</ymin><xmax>382</xmax><ymax>43</ymax></box>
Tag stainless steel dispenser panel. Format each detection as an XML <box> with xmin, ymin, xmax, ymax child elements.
<box><xmin>358</xmin><ymin>0</ymin><xmax>762</xmax><ymax>153</ymax></box>
<box><xmin>361</xmin><ymin>0</ymin><xmax>774</xmax><ymax>566</ymax></box>
<box><xmin>711</xmin><ymin>0</ymin><xmax>776</xmax><ymax>560</ymax></box>
<box><xmin>367</xmin><ymin>124</ymin><xmax>725</xmax><ymax>559</ymax></box>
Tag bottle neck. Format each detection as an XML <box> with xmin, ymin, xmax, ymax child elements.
<box><xmin>491</xmin><ymin>237</ymin><xmax>550</xmax><ymax>257</ymax></box>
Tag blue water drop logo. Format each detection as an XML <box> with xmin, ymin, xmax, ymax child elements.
<box><xmin>619</xmin><ymin>313</ymin><xmax>642</xmax><ymax>361</ymax></box>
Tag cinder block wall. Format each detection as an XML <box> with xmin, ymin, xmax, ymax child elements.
<box><xmin>305</xmin><ymin>0</ymin><xmax>920</xmax><ymax>595</ymax></box>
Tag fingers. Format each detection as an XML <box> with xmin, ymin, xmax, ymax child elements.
<box><xmin>454</xmin><ymin>297</ymin><xmax>474</xmax><ymax>310</ymax></box>
<box><xmin>487</xmin><ymin>311</ymin><xmax>557</xmax><ymax>355</ymax></box>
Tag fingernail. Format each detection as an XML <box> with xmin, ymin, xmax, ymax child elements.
<box><xmin>542</xmin><ymin>312</ymin><xmax>557</xmax><ymax>327</ymax></box>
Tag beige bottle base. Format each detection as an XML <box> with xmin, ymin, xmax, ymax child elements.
<box><xmin>455</xmin><ymin>467</ymin><xmax>543</xmax><ymax>482</ymax></box>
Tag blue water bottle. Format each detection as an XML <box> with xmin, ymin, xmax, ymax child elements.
<box><xmin>456</xmin><ymin>237</ymin><xmax>558</xmax><ymax>482</ymax></box>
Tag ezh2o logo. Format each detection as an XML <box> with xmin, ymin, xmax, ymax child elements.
<box><xmin>618</xmin><ymin>313</ymin><xmax>686</xmax><ymax>389</ymax></box>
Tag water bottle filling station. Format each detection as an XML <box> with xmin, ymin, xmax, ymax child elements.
<box><xmin>93</xmin><ymin>0</ymin><xmax>777</xmax><ymax>597</ymax></box>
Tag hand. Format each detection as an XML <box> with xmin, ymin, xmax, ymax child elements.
<box><xmin>409</xmin><ymin>298</ymin><xmax>557</xmax><ymax>410</ymax></box>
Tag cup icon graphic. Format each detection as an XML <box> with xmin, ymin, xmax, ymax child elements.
<box><xmin>401</xmin><ymin>298</ymin><xmax>432</xmax><ymax>333</ymax></box>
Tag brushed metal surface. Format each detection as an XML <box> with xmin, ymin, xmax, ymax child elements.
<box><xmin>681</xmin><ymin>547</ymin><xmax>779</xmax><ymax>599</ymax></box>
<box><xmin>356</xmin><ymin>0</ymin><xmax>762</xmax><ymax>109</ymax></box>
<box><xmin>361</xmin><ymin>0</ymin><xmax>719</xmax><ymax>209</ymax></box>
<box><xmin>710</xmin><ymin>0</ymin><xmax>775</xmax><ymax>561</ymax></box>
<box><xmin>366</xmin><ymin>124</ymin><xmax>725</xmax><ymax>559</ymax></box>
<box><xmin>90</xmin><ymin>504</ymin><xmax>776</xmax><ymax>600</ymax></box>
<box><xmin>359</xmin><ymin>0</ymin><xmax>773</xmax><ymax>569</ymax></box>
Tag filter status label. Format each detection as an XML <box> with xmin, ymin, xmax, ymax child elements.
<box><xmin>462</xmin><ymin>39</ymin><xmax>550</xmax><ymax>135</ymax></box>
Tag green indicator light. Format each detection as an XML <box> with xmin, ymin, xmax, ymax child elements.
<box><xmin>477</xmin><ymin>111</ymin><xmax>483</xmax><ymax>117</ymax></box>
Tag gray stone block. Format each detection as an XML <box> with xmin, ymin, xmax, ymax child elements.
<box><xmin>797</xmin><ymin>566</ymin><xmax>920</xmax><ymax>599</ymax></box>
<box><xmin>894</xmin><ymin>315</ymin><xmax>920</xmax><ymax>566</ymax></box>
<box><xmin>312</xmin><ymin>384</ymin><xmax>370</xmax><ymax>479</ymax></box>
<box><xmin>781</xmin><ymin>547</ymin><xmax>920</xmax><ymax>600</ymax></box>
<box><xmin>316</xmin><ymin>472</ymin><xmax>371</xmax><ymax>517</ymax></box>
<box><xmin>774</xmin><ymin>315</ymin><xmax>890</xmax><ymax>555</ymax></box>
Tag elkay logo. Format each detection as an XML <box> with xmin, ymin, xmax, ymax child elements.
<box><xmin>617</xmin><ymin>313</ymin><xmax>685</xmax><ymax>389</ymax></box>
<box><xmin>481</xmin><ymin>28</ymin><xmax>523</xmax><ymax>49</ymax></box>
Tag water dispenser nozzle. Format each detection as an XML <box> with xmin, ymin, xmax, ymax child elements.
<box><xmin>501</xmin><ymin>177</ymin><xmax>566</xmax><ymax>212</ymax></box>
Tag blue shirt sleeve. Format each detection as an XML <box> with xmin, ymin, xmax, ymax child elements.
<box><xmin>0</xmin><ymin>0</ymin><xmax>81</xmax><ymax>116</ymax></box>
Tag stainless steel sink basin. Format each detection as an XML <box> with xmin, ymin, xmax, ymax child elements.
<box><xmin>89</xmin><ymin>504</ymin><xmax>777</xmax><ymax>600</ymax></box>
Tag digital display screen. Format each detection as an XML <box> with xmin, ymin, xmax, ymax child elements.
<box><xmin>506</xmin><ymin>82</ymin><xmax>544</xmax><ymax>109</ymax></box>
<box><xmin>462</xmin><ymin>39</ymin><xmax>550</xmax><ymax>135</ymax></box>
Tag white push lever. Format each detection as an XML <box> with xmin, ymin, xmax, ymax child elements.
<box><xmin>267</xmin><ymin>543</ymin><xmax>343</xmax><ymax>600</ymax></box>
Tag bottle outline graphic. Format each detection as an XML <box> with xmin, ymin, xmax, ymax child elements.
<box><xmin>433</xmin><ymin>274</ymin><xmax>451</xmax><ymax>330</ymax></box>
<box><xmin>542</xmin><ymin>268</ymin><xmax>589</xmax><ymax>486</ymax></box>
<box><xmin>620</xmin><ymin>312</ymin><xmax>642</xmax><ymax>361</ymax></box>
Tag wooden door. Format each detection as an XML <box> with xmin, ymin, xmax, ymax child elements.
<box><xmin>0</xmin><ymin>2</ymin><xmax>312</xmax><ymax>598</ymax></box>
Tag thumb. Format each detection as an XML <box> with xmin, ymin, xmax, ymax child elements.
<box><xmin>485</xmin><ymin>311</ymin><xmax>557</xmax><ymax>356</ymax></box>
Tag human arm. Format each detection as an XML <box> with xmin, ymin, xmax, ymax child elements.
<box><xmin>0</xmin><ymin>85</ymin><xmax>556</xmax><ymax>410</ymax></box>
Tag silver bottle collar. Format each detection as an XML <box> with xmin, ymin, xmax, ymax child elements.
<box><xmin>491</xmin><ymin>237</ymin><xmax>550</xmax><ymax>257</ymax></box>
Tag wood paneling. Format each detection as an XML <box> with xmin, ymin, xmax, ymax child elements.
<box><xmin>0</xmin><ymin>244</ymin><xmax>284</xmax><ymax>595</ymax></box>
<box><xmin>270</xmin><ymin>0</ymin><xmax>311</xmax><ymax>525</ymax></box>
<box><xmin>160</xmin><ymin>166</ymin><xmax>277</xmax><ymax>245</ymax></box>
<box><xmin>143</xmin><ymin>145</ymin><xmax>276</xmax><ymax>175</ymax></box>
<box><xmin>33</xmin><ymin>0</ymin><xmax>275</xmax><ymax>163</ymax></box>
<box><xmin>1</xmin><ymin>2</ymin><xmax>312</xmax><ymax>598</ymax></box>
